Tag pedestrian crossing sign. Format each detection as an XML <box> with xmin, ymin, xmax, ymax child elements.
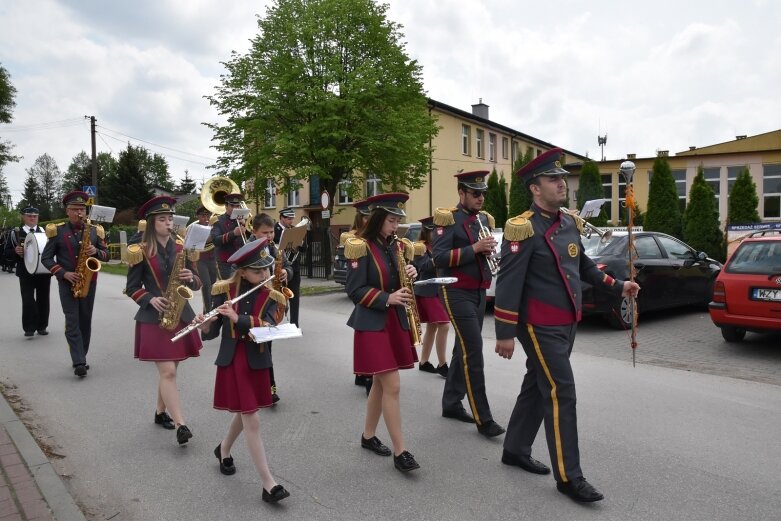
<box><xmin>83</xmin><ymin>185</ymin><xmax>97</xmax><ymax>197</ymax></box>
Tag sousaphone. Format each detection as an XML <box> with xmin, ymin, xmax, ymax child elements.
<box><xmin>201</xmin><ymin>176</ymin><xmax>242</xmax><ymax>216</ymax></box>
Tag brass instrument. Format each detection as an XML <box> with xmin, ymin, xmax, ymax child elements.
<box><xmin>560</xmin><ymin>207</ymin><xmax>613</xmax><ymax>244</ymax></box>
<box><xmin>159</xmin><ymin>235</ymin><xmax>195</xmax><ymax>330</ymax></box>
<box><xmin>391</xmin><ymin>234</ymin><xmax>422</xmax><ymax>349</ymax></box>
<box><xmin>477</xmin><ymin>214</ymin><xmax>499</xmax><ymax>275</ymax></box>
<box><xmin>72</xmin><ymin>216</ymin><xmax>101</xmax><ymax>299</ymax></box>
<box><xmin>201</xmin><ymin>175</ymin><xmax>249</xmax><ymax>242</ymax></box>
<box><xmin>271</xmin><ymin>247</ymin><xmax>294</xmax><ymax>324</ymax></box>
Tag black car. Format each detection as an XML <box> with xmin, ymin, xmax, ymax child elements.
<box><xmin>582</xmin><ymin>231</ymin><xmax>722</xmax><ymax>329</ymax></box>
<box><xmin>333</xmin><ymin>223</ymin><xmax>421</xmax><ymax>285</ymax></box>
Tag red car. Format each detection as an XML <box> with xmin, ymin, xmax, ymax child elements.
<box><xmin>709</xmin><ymin>231</ymin><xmax>781</xmax><ymax>342</ymax></box>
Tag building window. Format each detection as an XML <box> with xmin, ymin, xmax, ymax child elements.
<box><xmin>337</xmin><ymin>175</ymin><xmax>353</xmax><ymax>205</ymax></box>
<box><xmin>671</xmin><ymin>169</ymin><xmax>686</xmax><ymax>212</ymax></box>
<box><xmin>476</xmin><ymin>129</ymin><xmax>484</xmax><ymax>158</ymax></box>
<box><xmin>502</xmin><ymin>137</ymin><xmax>509</xmax><ymax>160</ymax></box>
<box><xmin>365</xmin><ymin>172</ymin><xmax>381</xmax><ymax>198</ymax></box>
<box><xmin>286</xmin><ymin>178</ymin><xmax>300</xmax><ymax>207</ymax></box>
<box><xmin>263</xmin><ymin>179</ymin><xmax>276</xmax><ymax>208</ymax></box>
<box><xmin>727</xmin><ymin>166</ymin><xmax>746</xmax><ymax>194</ymax></box>
<box><xmin>461</xmin><ymin>124</ymin><xmax>471</xmax><ymax>155</ymax></box>
<box><xmin>488</xmin><ymin>133</ymin><xmax>496</xmax><ymax>162</ymax></box>
<box><xmin>536</xmin><ymin>148</ymin><xmax>542</xmax><ymax>157</ymax></box>
<box><xmin>601</xmin><ymin>173</ymin><xmax>613</xmax><ymax>222</ymax></box>
<box><xmin>511</xmin><ymin>141</ymin><xmax>519</xmax><ymax>162</ymax></box>
<box><xmin>763</xmin><ymin>164</ymin><xmax>781</xmax><ymax>218</ymax></box>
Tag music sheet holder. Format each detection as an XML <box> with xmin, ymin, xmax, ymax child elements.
<box><xmin>278</xmin><ymin>226</ymin><xmax>307</xmax><ymax>251</ymax></box>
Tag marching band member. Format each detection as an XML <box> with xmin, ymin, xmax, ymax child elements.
<box><xmin>344</xmin><ymin>192</ymin><xmax>421</xmax><ymax>472</ymax></box>
<box><xmin>411</xmin><ymin>216</ymin><xmax>450</xmax><ymax>377</ymax></box>
<box><xmin>125</xmin><ymin>196</ymin><xmax>203</xmax><ymax>445</ymax></box>
<box><xmin>41</xmin><ymin>191</ymin><xmax>110</xmax><ymax>377</ymax></box>
<box><xmin>273</xmin><ymin>207</ymin><xmax>304</xmax><ymax>326</ymax></box>
<box><xmin>198</xmin><ymin>238</ymin><xmax>290</xmax><ymax>503</ymax></box>
<box><xmin>432</xmin><ymin>171</ymin><xmax>505</xmax><ymax>438</ymax></box>
<box><xmin>211</xmin><ymin>192</ymin><xmax>248</xmax><ymax>280</ymax></box>
<box><xmin>3</xmin><ymin>207</ymin><xmax>51</xmax><ymax>337</ymax></box>
<box><xmin>195</xmin><ymin>206</ymin><xmax>217</xmax><ymax>313</ymax></box>
<box><xmin>494</xmin><ymin>149</ymin><xmax>640</xmax><ymax>502</ymax></box>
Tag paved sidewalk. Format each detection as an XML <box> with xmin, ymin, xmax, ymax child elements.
<box><xmin>0</xmin><ymin>394</ymin><xmax>85</xmax><ymax>521</ymax></box>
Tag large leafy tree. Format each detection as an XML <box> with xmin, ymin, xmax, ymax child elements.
<box><xmin>727</xmin><ymin>167</ymin><xmax>760</xmax><ymax>224</ymax></box>
<box><xmin>27</xmin><ymin>154</ymin><xmax>62</xmax><ymax>220</ymax></box>
<box><xmin>102</xmin><ymin>144</ymin><xmax>153</xmax><ymax>222</ymax></box>
<box><xmin>645</xmin><ymin>155</ymin><xmax>682</xmax><ymax>238</ymax></box>
<box><xmin>62</xmin><ymin>151</ymin><xmax>117</xmax><ymax>194</ymax></box>
<box><xmin>1</xmin><ymin>64</ymin><xmax>20</xmax><ymax>170</ymax></box>
<box><xmin>206</xmin><ymin>0</ymin><xmax>438</xmax><ymax>207</ymax></box>
<box><xmin>508</xmin><ymin>147</ymin><xmax>534</xmax><ymax>216</ymax></box>
<box><xmin>683</xmin><ymin>166</ymin><xmax>724</xmax><ymax>261</ymax></box>
<box><xmin>575</xmin><ymin>160</ymin><xmax>608</xmax><ymax>226</ymax></box>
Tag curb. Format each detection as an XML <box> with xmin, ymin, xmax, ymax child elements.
<box><xmin>0</xmin><ymin>395</ymin><xmax>87</xmax><ymax>521</ymax></box>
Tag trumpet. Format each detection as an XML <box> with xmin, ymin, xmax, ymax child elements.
<box><xmin>560</xmin><ymin>207</ymin><xmax>613</xmax><ymax>244</ymax></box>
<box><xmin>477</xmin><ymin>214</ymin><xmax>499</xmax><ymax>275</ymax></box>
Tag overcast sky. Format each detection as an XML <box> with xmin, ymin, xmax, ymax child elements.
<box><xmin>1</xmin><ymin>0</ymin><xmax>779</xmax><ymax>204</ymax></box>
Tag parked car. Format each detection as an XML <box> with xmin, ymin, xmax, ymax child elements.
<box><xmin>581</xmin><ymin>231</ymin><xmax>722</xmax><ymax>329</ymax></box>
<box><xmin>708</xmin><ymin>231</ymin><xmax>781</xmax><ymax>342</ymax></box>
<box><xmin>333</xmin><ymin>223</ymin><xmax>421</xmax><ymax>285</ymax></box>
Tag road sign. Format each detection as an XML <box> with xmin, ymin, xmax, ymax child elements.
<box><xmin>86</xmin><ymin>198</ymin><xmax>95</xmax><ymax>206</ymax></box>
<box><xmin>83</xmin><ymin>185</ymin><xmax>97</xmax><ymax>197</ymax></box>
<box><xmin>321</xmin><ymin>209</ymin><xmax>331</xmax><ymax>219</ymax></box>
<box><xmin>320</xmin><ymin>191</ymin><xmax>330</xmax><ymax>209</ymax></box>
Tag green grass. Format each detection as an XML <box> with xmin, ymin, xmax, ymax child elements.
<box><xmin>99</xmin><ymin>262</ymin><xmax>129</xmax><ymax>276</ymax></box>
<box><xmin>299</xmin><ymin>285</ymin><xmax>344</xmax><ymax>296</ymax></box>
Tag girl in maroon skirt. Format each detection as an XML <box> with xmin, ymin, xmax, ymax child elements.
<box><xmin>412</xmin><ymin>217</ymin><xmax>450</xmax><ymax>378</ymax></box>
<box><xmin>345</xmin><ymin>192</ymin><xmax>421</xmax><ymax>473</ymax></box>
<box><xmin>126</xmin><ymin>196</ymin><xmax>203</xmax><ymax>446</ymax></box>
<box><xmin>198</xmin><ymin>238</ymin><xmax>290</xmax><ymax>503</ymax></box>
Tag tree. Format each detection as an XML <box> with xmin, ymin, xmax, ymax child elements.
<box><xmin>483</xmin><ymin>167</ymin><xmax>502</xmax><ymax>223</ymax></box>
<box><xmin>102</xmin><ymin>144</ymin><xmax>153</xmax><ymax>222</ymax></box>
<box><xmin>645</xmin><ymin>155</ymin><xmax>682</xmax><ymax>238</ymax></box>
<box><xmin>18</xmin><ymin>171</ymin><xmax>41</xmax><ymax>214</ymax></box>
<box><xmin>683</xmin><ymin>166</ymin><xmax>725</xmax><ymax>261</ymax></box>
<box><xmin>177</xmin><ymin>170</ymin><xmax>197</xmax><ymax>194</ymax></box>
<box><xmin>497</xmin><ymin>172</ymin><xmax>509</xmax><ymax>228</ymax></box>
<box><xmin>0</xmin><ymin>168</ymin><xmax>11</xmax><ymax>208</ymax></box>
<box><xmin>727</xmin><ymin>167</ymin><xmax>760</xmax><ymax>224</ymax></box>
<box><xmin>509</xmin><ymin>147</ymin><xmax>534</xmax><ymax>216</ymax></box>
<box><xmin>575</xmin><ymin>160</ymin><xmax>608</xmax><ymax>227</ymax></box>
<box><xmin>27</xmin><ymin>154</ymin><xmax>62</xmax><ymax>220</ymax></box>
<box><xmin>206</xmin><ymin>0</ymin><xmax>438</xmax><ymax>208</ymax></box>
<box><xmin>143</xmin><ymin>151</ymin><xmax>174</xmax><ymax>191</ymax></box>
<box><xmin>62</xmin><ymin>150</ymin><xmax>119</xmax><ymax>197</ymax></box>
<box><xmin>0</xmin><ymin>64</ymin><xmax>21</xmax><ymax>171</ymax></box>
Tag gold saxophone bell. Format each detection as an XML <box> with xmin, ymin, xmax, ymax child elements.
<box><xmin>85</xmin><ymin>257</ymin><xmax>101</xmax><ymax>273</ymax></box>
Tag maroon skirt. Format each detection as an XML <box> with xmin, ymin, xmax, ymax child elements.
<box><xmin>416</xmin><ymin>295</ymin><xmax>450</xmax><ymax>324</ymax></box>
<box><xmin>134</xmin><ymin>321</ymin><xmax>202</xmax><ymax>362</ymax></box>
<box><xmin>354</xmin><ymin>309</ymin><xmax>418</xmax><ymax>376</ymax></box>
<box><xmin>213</xmin><ymin>342</ymin><xmax>272</xmax><ymax>413</ymax></box>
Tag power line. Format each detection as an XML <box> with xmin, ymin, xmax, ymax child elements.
<box><xmin>95</xmin><ymin>131</ymin><xmax>213</xmax><ymax>167</ymax></box>
<box><xmin>96</xmin><ymin>124</ymin><xmax>217</xmax><ymax>161</ymax></box>
<box><xmin>3</xmin><ymin>118</ymin><xmax>86</xmax><ymax>133</ymax></box>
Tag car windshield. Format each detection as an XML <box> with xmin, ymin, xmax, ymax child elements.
<box><xmin>587</xmin><ymin>234</ymin><xmax>627</xmax><ymax>257</ymax></box>
<box><xmin>726</xmin><ymin>241</ymin><xmax>781</xmax><ymax>275</ymax></box>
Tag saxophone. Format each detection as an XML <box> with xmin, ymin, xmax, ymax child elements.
<box><xmin>72</xmin><ymin>216</ymin><xmax>102</xmax><ymax>298</ymax></box>
<box><xmin>159</xmin><ymin>240</ymin><xmax>194</xmax><ymax>330</ymax></box>
<box><xmin>391</xmin><ymin>234</ymin><xmax>422</xmax><ymax>348</ymax></box>
<box><xmin>271</xmin><ymin>246</ymin><xmax>294</xmax><ymax>324</ymax></box>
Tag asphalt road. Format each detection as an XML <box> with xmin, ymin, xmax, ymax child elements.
<box><xmin>0</xmin><ymin>272</ymin><xmax>779</xmax><ymax>521</ymax></box>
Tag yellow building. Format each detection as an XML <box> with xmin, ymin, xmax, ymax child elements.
<box><xmin>569</xmin><ymin>130</ymin><xmax>781</xmax><ymax>225</ymax></box>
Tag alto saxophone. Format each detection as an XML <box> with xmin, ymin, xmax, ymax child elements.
<box><xmin>391</xmin><ymin>234</ymin><xmax>422</xmax><ymax>348</ymax></box>
<box><xmin>271</xmin><ymin>246</ymin><xmax>294</xmax><ymax>324</ymax></box>
<box><xmin>159</xmin><ymin>238</ymin><xmax>194</xmax><ymax>330</ymax></box>
<box><xmin>72</xmin><ymin>216</ymin><xmax>102</xmax><ymax>298</ymax></box>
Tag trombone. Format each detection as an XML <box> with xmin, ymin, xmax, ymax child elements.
<box><xmin>560</xmin><ymin>207</ymin><xmax>613</xmax><ymax>244</ymax></box>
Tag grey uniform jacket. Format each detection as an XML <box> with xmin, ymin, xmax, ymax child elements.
<box><xmin>41</xmin><ymin>221</ymin><xmax>110</xmax><ymax>281</ymax></box>
<box><xmin>431</xmin><ymin>205</ymin><xmax>493</xmax><ymax>290</ymax></box>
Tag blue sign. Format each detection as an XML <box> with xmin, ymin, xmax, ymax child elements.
<box><xmin>83</xmin><ymin>185</ymin><xmax>97</xmax><ymax>197</ymax></box>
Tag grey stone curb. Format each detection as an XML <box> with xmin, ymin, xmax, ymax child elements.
<box><xmin>0</xmin><ymin>394</ymin><xmax>87</xmax><ymax>521</ymax></box>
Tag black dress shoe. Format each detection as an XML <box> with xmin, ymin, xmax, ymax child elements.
<box><xmin>176</xmin><ymin>425</ymin><xmax>193</xmax><ymax>445</ymax></box>
<box><xmin>501</xmin><ymin>450</ymin><xmax>551</xmax><ymax>474</ymax></box>
<box><xmin>418</xmin><ymin>361</ymin><xmax>437</xmax><ymax>373</ymax></box>
<box><xmin>154</xmin><ymin>411</ymin><xmax>176</xmax><ymax>430</ymax></box>
<box><xmin>355</xmin><ymin>375</ymin><xmax>368</xmax><ymax>386</ymax></box>
<box><xmin>262</xmin><ymin>484</ymin><xmax>290</xmax><ymax>503</ymax></box>
<box><xmin>477</xmin><ymin>420</ymin><xmax>506</xmax><ymax>438</ymax></box>
<box><xmin>37</xmin><ymin>330</ymin><xmax>48</xmax><ymax>336</ymax></box>
<box><xmin>437</xmin><ymin>363</ymin><xmax>449</xmax><ymax>378</ymax></box>
<box><xmin>214</xmin><ymin>444</ymin><xmax>236</xmax><ymax>475</ymax></box>
<box><xmin>557</xmin><ymin>477</ymin><xmax>604</xmax><ymax>502</ymax></box>
<box><xmin>393</xmin><ymin>451</ymin><xmax>420</xmax><ymax>472</ymax></box>
<box><xmin>271</xmin><ymin>393</ymin><xmax>280</xmax><ymax>404</ymax></box>
<box><xmin>442</xmin><ymin>408</ymin><xmax>475</xmax><ymax>423</ymax></box>
<box><xmin>361</xmin><ymin>435</ymin><xmax>391</xmax><ymax>456</ymax></box>
<box><xmin>24</xmin><ymin>331</ymin><xmax>34</xmax><ymax>337</ymax></box>
<box><xmin>364</xmin><ymin>376</ymin><xmax>373</xmax><ymax>396</ymax></box>
<box><xmin>74</xmin><ymin>365</ymin><xmax>87</xmax><ymax>377</ymax></box>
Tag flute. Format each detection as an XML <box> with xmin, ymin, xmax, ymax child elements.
<box><xmin>170</xmin><ymin>275</ymin><xmax>275</xmax><ymax>342</ymax></box>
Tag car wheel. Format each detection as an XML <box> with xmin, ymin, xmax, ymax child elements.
<box><xmin>720</xmin><ymin>326</ymin><xmax>746</xmax><ymax>342</ymax></box>
<box><xmin>607</xmin><ymin>296</ymin><xmax>634</xmax><ymax>330</ymax></box>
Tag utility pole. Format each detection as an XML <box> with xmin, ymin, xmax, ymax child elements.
<box><xmin>85</xmin><ymin>115</ymin><xmax>98</xmax><ymax>203</ymax></box>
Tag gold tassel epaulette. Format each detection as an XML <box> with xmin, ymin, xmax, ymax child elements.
<box><xmin>503</xmin><ymin>212</ymin><xmax>534</xmax><ymax>242</ymax></box>
<box><xmin>344</xmin><ymin>237</ymin><xmax>368</xmax><ymax>260</ymax></box>
<box><xmin>433</xmin><ymin>207</ymin><xmax>456</xmax><ymax>227</ymax></box>
<box><xmin>480</xmin><ymin>210</ymin><xmax>496</xmax><ymax>229</ymax></box>
<box><xmin>137</xmin><ymin>220</ymin><xmax>146</xmax><ymax>233</ymax></box>
<box><xmin>413</xmin><ymin>241</ymin><xmax>426</xmax><ymax>257</ymax></box>
<box><xmin>400</xmin><ymin>238</ymin><xmax>415</xmax><ymax>261</ymax></box>
<box><xmin>45</xmin><ymin>223</ymin><xmax>62</xmax><ymax>239</ymax></box>
<box><xmin>126</xmin><ymin>243</ymin><xmax>144</xmax><ymax>265</ymax></box>
<box><xmin>268</xmin><ymin>289</ymin><xmax>287</xmax><ymax>305</ymax></box>
<box><xmin>339</xmin><ymin>231</ymin><xmax>355</xmax><ymax>247</ymax></box>
<box><xmin>95</xmin><ymin>224</ymin><xmax>105</xmax><ymax>240</ymax></box>
<box><xmin>211</xmin><ymin>279</ymin><xmax>231</xmax><ymax>296</ymax></box>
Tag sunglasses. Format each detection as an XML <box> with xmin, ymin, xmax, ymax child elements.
<box><xmin>467</xmin><ymin>190</ymin><xmax>487</xmax><ymax>198</ymax></box>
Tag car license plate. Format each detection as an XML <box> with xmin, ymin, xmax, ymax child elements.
<box><xmin>752</xmin><ymin>288</ymin><xmax>781</xmax><ymax>301</ymax></box>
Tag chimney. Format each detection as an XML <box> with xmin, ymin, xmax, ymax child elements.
<box><xmin>658</xmin><ymin>150</ymin><xmax>669</xmax><ymax>157</ymax></box>
<box><xmin>735</xmin><ymin>135</ymin><xmax>747</xmax><ymax>140</ymax></box>
<box><xmin>627</xmin><ymin>153</ymin><xmax>636</xmax><ymax>160</ymax></box>
<box><xmin>471</xmin><ymin>98</ymin><xmax>489</xmax><ymax>120</ymax></box>
<box><xmin>689</xmin><ymin>146</ymin><xmax>696</xmax><ymax>151</ymax></box>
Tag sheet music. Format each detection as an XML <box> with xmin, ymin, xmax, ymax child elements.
<box><xmin>248</xmin><ymin>323</ymin><xmax>303</xmax><ymax>343</ymax></box>
<box><xmin>183</xmin><ymin>223</ymin><xmax>212</xmax><ymax>250</ymax></box>
<box><xmin>278</xmin><ymin>225</ymin><xmax>307</xmax><ymax>251</ymax></box>
<box><xmin>413</xmin><ymin>277</ymin><xmax>458</xmax><ymax>286</ymax></box>
<box><xmin>580</xmin><ymin>199</ymin><xmax>609</xmax><ymax>219</ymax></box>
<box><xmin>172</xmin><ymin>215</ymin><xmax>189</xmax><ymax>234</ymax></box>
<box><xmin>89</xmin><ymin>205</ymin><xmax>116</xmax><ymax>223</ymax></box>
<box><xmin>229</xmin><ymin>208</ymin><xmax>250</xmax><ymax>221</ymax></box>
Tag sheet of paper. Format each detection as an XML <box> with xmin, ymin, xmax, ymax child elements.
<box><xmin>184</xmin><ymin>223</ymin><xmax>212</xmax><ymax>250</ymax></box>
<box><xmin>278</xmin><ymin>225</ymin><xmax>308</xmax><ymax>251</ymax></box>
<box><xmin>89</xmin><ymin>205</ymin><xmax>116</xmax><ymax>223</ymax></box>
<box><xmin>413</xmin><ymin>277</ymin><xmax>458</xmax><ymax>286</ymax></box>
<box><xmin>173</xmin><ymin>215</ymin><xmax>189</xmax><ymax>234</ymax></box>
<box><xmin>229</xmin><ymin>208</ymin><xmax>251</xmax><ymax>221</ymax></box>
<box><xmin>249</xmin><ymin>323</ymin><xmax>303</xmax><ymax>343</ymax></box>
<box><xmin>580</xmin><ymin>199</ymin><xmax>609</xmax><ymax>219</ymax></box>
